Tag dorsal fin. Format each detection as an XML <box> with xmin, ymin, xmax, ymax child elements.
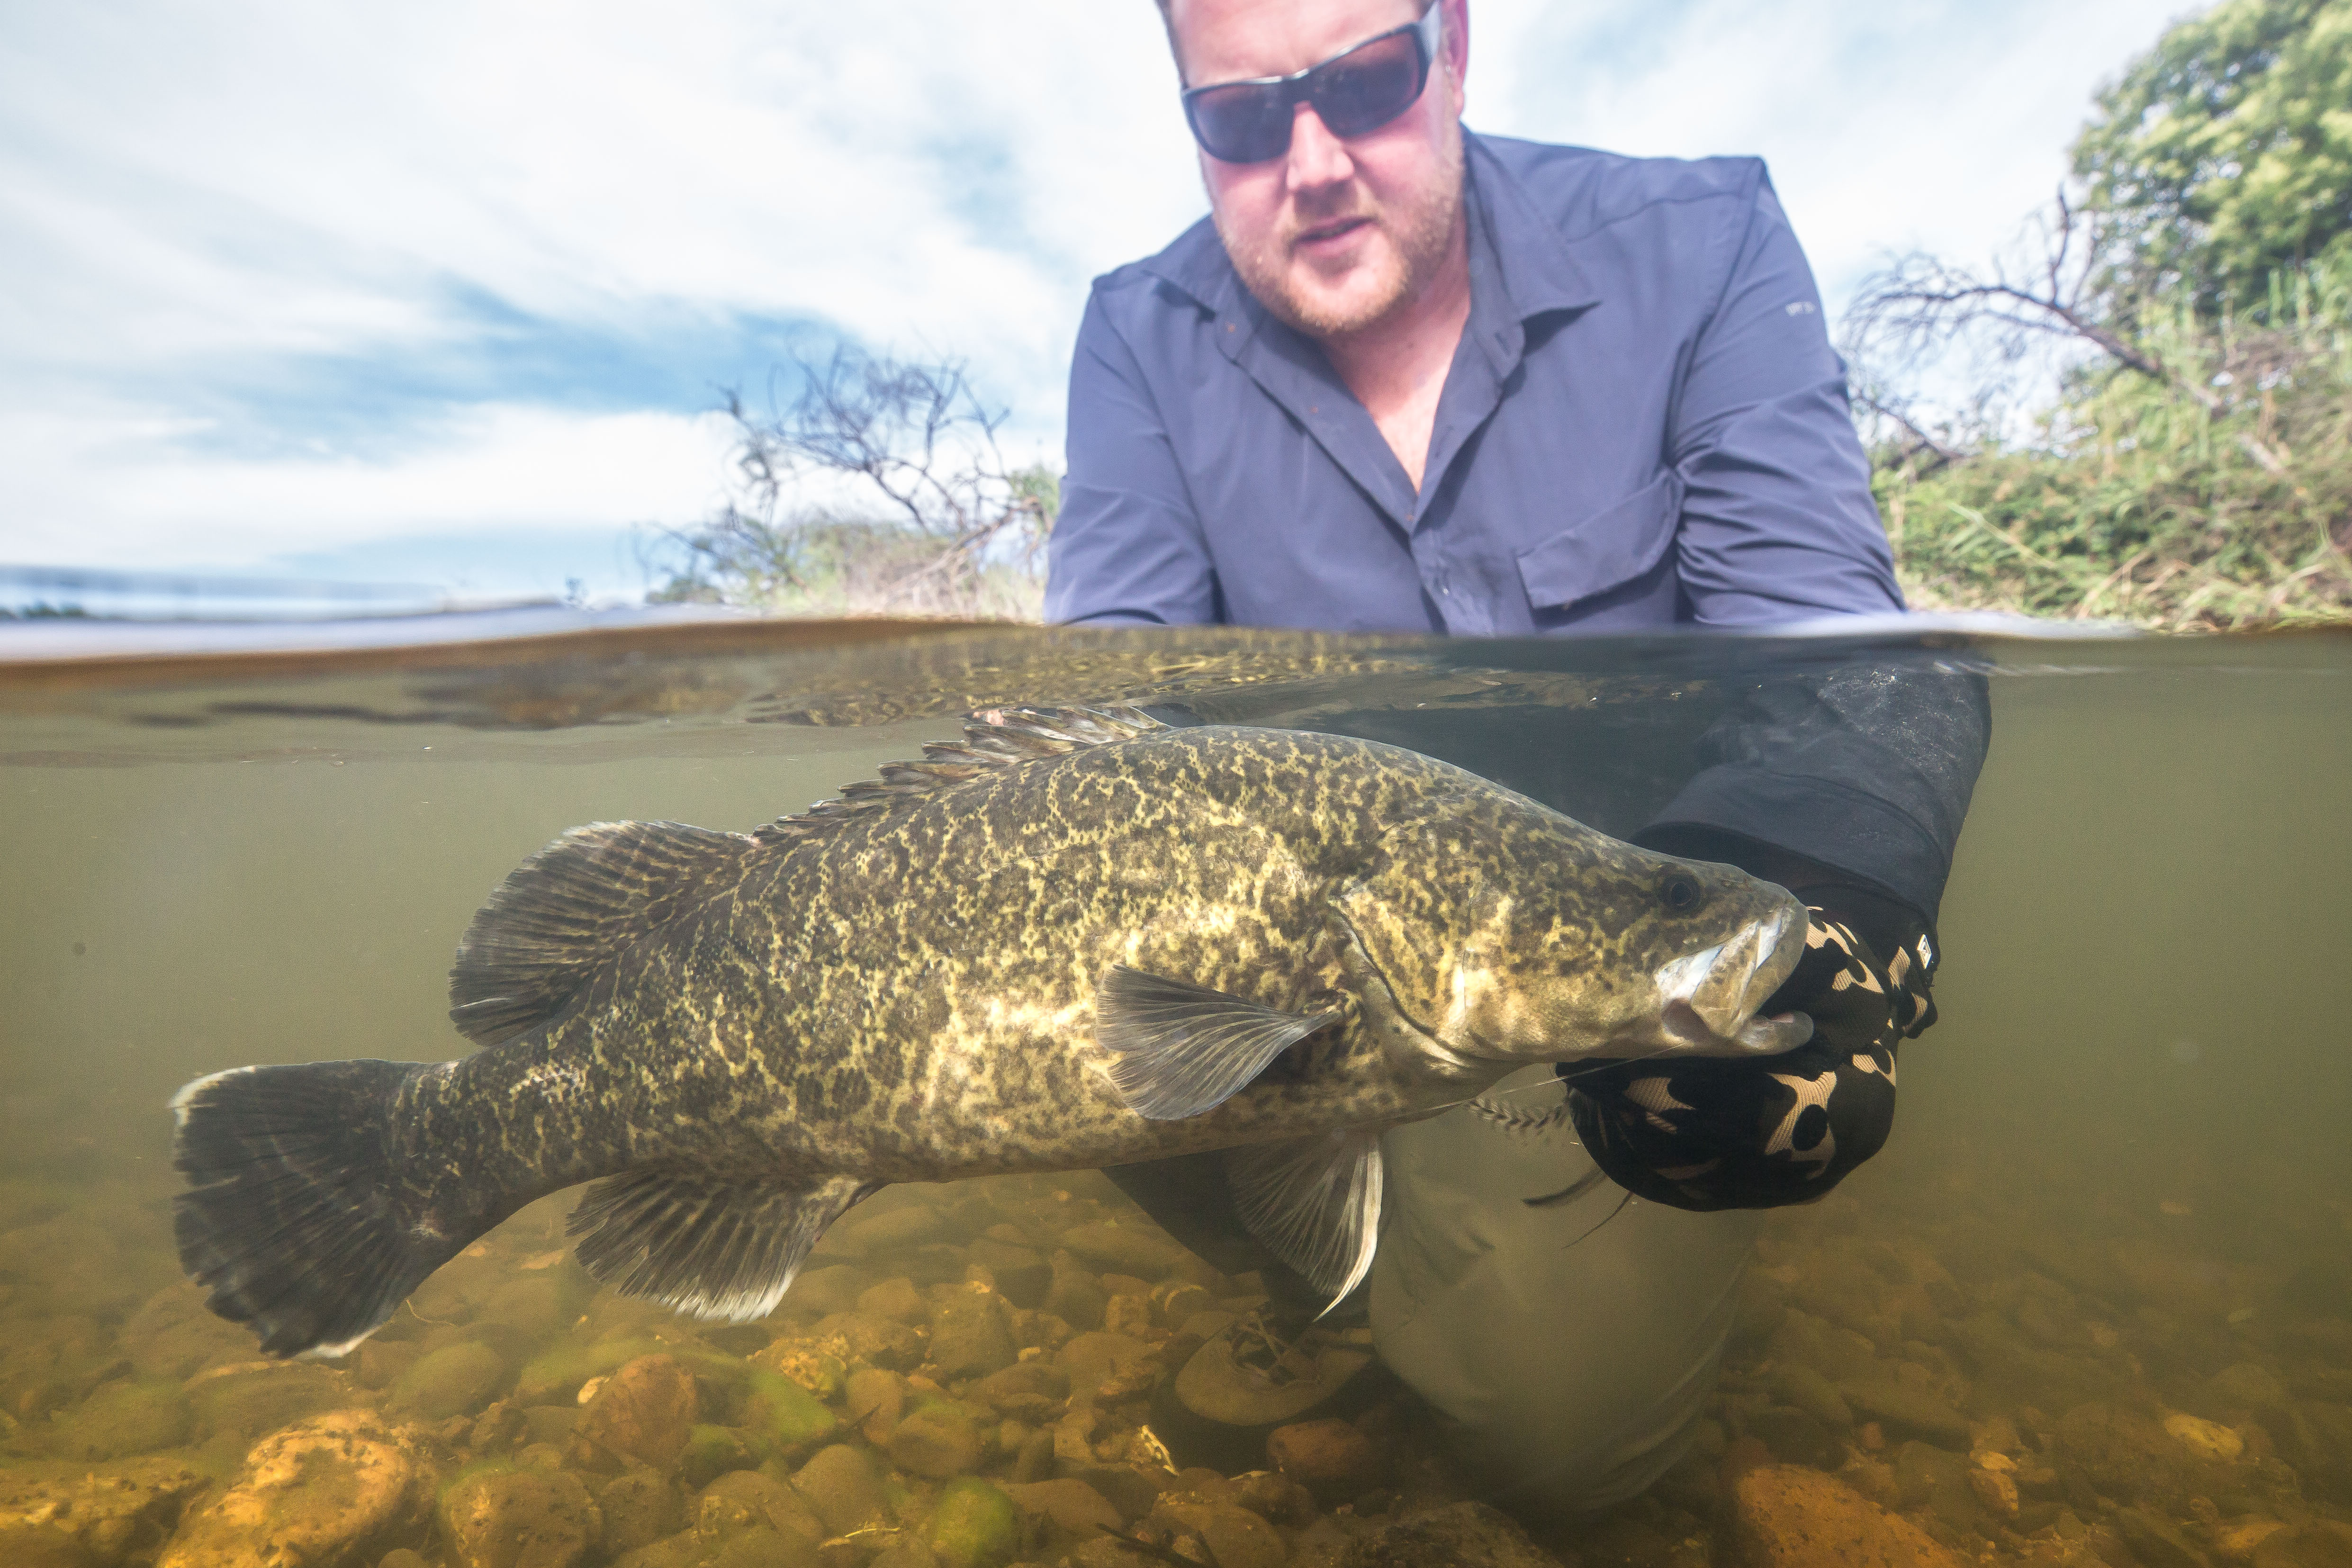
<box><xmin>448</xmin><ymin>820</ymin><xmax>764</xmax><ymax>1046</ymax></box>
<box><xmin>748</xmin><ymin>704</ymin><xmax>1171</xmax><ymax>845</ymax></box>
<box><xmin>450</xmin><ymin>706</ymin><xmax>1171</xmax><ymax>1047</ymax></box>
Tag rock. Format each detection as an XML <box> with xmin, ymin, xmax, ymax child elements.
<box><xmin>926</xmin><ymin>1478</ymin><xmax>1020</xmax><ymax>1568</ymax></box>
<box><xmin>809</xmin><ymin>1313</ymin><xmax>925</xmax><ymax>1371</ymax></box>
<box><xmin>2055</xmin><ymin>1402</ymin><xmax>2184</xmax><ymax>1500</ymax></box>
<box><xmin>1150</xmin><ymin>1282</ymin><xmax>1215</xmax><ymax>1332</ymax></box>
<box><xmin>1104</xmin><ymin>1297</ymin><xmax>1154</xmax><ymax>1339</ymax></box>
<box><xmin>389</xmin><ymin>1342</ymin><xmax>510</xmax><ymax>1422</ymax></box>
<box><xmin>793</xmin><ymin>1443</ymin><xmax>887</xmax><ymax>1535</ymax></box>
<box><xmin>2210</xmin><ymin>1363</ymin><xmax>2290</xmax><ymax>1410</ymax></box>
<box><xmin>696</xmin><ymin>1470</ymin><xmax>824</xmax><ymax>1550</ymax></box>
<box><xmin>967</xmin><ymin>1241</ymin><xmax>1052</xmax><ymax>1309</ymax></box>
<box><xmin>858</xmin><ymin>1279</ymin><xmax>930</xmax><ymax>1325</ymax></box>
<box><xmin>2113</xmin><ymin>1508</ymin><xmax>2212</xmax><ymax>1568</ymax></box>
<box><xmin>1231</xmin><ymin>1470</ymin><xmax>1316</xmax><ymax>1528</ymax></box>
<box><xmin>844</xmin><ymin>1205</ymin><xmax>950</xmax><ymax>1255</ymax></box>
<box><xmin>1045</xmin><ymin>1264</ymin><xmax>1109</xmax><ymax>1333</ymax></box>
<box><xmin>2165</xmin><ymin>1411</ymin><xmax>2246</xmax><ymax>1462</ymax></box>
<box><xmin>184</xmin><ymin>1362</ymin><xmax>345</xmax><ymax>1442</ymax></box>
<box><xmin>438</xmin><ymin>1465</ymin><xmax>601</xmax><ymax>1568</ymax></box>
<box><xmin>122</xmin><ymin>1284</ymin><xmax>252</xmax><ymax>1381</ymax></box>
<box><xmin>1338</xmin><ymin>1500</ymin><xmax>1567</xmax><ymax>1568</ymax></box>
<box><xmin>1056</xmin><ymin>1333</ymin><xmax>1153</xmax><ymax>1401</ymax></box>
<box><xmin>160</xmin><ymin>1410</ymin><xmax>432</xmax><ymax>1568</ymax></box>
<box><xmin>1967</xmin><ymin>1464</ymin><xmax>2018</xmax><ymax>1518</ymax></box>
<box><xmin>890</xmin><ymin>1400</ymin><xmax>986</xmax><ymax>1478</ymax></box>
<box><xmin>1890</xmin><ymin>1442</ymin><xmax>1992</xmax><ymax>1539</ymax></box>
<box><xmin>2217</xmin><ymin>1517</ymin><xmax>2291</xmax><ymax>1562</ymax></box>
<box><xmin>1268</xmin><ymin>1418</ymin><xmax>1386</xmax><ymax>1504</ymax></box>
<box><xmin>929</xmin><ymin>1291</ymin><xmax>1017</xmax><ymax>1381</ymax></box>
<box><xmin>743</xmin><ymin>1369</ymin><xmax>839</xmax><ymax>1454</ymax></box>
<box><xmin>1061</xmin><ymin>1465</ymin><xmax>1176</xmax><ymax>1524</ymax></box>
<box><xmin>595</xmin><ymin>1470</ymin><xmax>685</xmax><ymax>1559</ymax></box>
<box><xmin>1770</xmin><ymin>1310</ymin><xmax>1882</xmax><ymax>1383</ymax></box>
<box><xmin>383</xmin><ymin>1552</ymin><xmax>433</xmax><ymax>1568</ymax></box>
<box><xmin>1148</xmin><ymin>1496</ymin><xmax>1287</xmax><ymax>1568</ymax></box>
<box><xmin>1839</xmin><ymin>1382</ymin><xmax>1971</xmax><ymax>1450</ymax></box>
<box><xmin>43</xmin><ymin>1378</ymin><xmax>192</xmax><ymax>1460</ymax></box>
<box><xmin>570</xmin><ymin>1356</ymin><xmax>698</xmax><ymax>1475</ymax></box>
<box><xmin>1005</xmin><ymin>1478</ymin><xmax>1123</xmax><ymax>1539</ymax></box>
<box><xmin>1768</xmin><ymin>1363</ymin><xmax>1855</xmax><ymax>1429</ymax></box>
<box><xmin>970</xmin><ymin>1361</ymin><xmax>1070</xmax><ymax>1421</ymax></box>
<box><xmin>2254</xmin><ymin>1522</ymin><xmax>2352</xmax><ymax>1568</ymax></box>
<box><xmin>782</xmin><ymin>1266</ymin><xmax>878</xmax><ymax>1319</ymax></box>
<box><xmin>872</xmin><ymin>1541</ymin><xmax>942</xmax><ymax>1568</ymax></box>
<box><xmin>681</xmin><ymin>1425</ymin><xmax>763</xmax><ymax>1487</ymax></box>
<box><xmin>1747</xmin><ymin>1406</ymin><xmax>1838</xmax><ymax>1470</ymax></box>
<box><xmin>0</xmin><ymin>1456</ymin><xmax>208</xmax><ymax>1568</ymax></box>
<box><xmin>1729</xmin><ymin>1463</ymin><xmax>1966</xmax><ymax>1568</ymax></box>
<box><xmin>845</xmin><ymin>1369</ymin><xmax>904</xmax><ymax>1444</ymax></box>
<box><xmin>751</xmin><ymin>1339</ymin><xmax>850</xmax><ymax>1402</ymax></box>
<box><xmin>1057</xmin><ymin>1225</ymin><xmax>1185</xmax><ymax>1280</ymax></box>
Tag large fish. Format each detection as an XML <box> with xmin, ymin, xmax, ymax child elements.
<box><xmin>171</xmin><ymin>707</ymin><xmax>1812</xmax><ymax>1359</ymax></box>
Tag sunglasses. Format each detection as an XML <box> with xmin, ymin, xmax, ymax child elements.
<box><xmin>1181</xmin><ymin>3</ymin><xmax>1443</xmax><ymax>166</ymax></box>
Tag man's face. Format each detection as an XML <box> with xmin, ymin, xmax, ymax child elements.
<box><xmin>1168</xmin><ymin>0</ymin><xmax>1468</xmax><ymax>341</ymax></box>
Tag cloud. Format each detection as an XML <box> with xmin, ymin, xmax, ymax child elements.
<box><xmin>0</xmin><ymin>0</ymin><xmax>2197</xmax><ymax>592</ymax></box>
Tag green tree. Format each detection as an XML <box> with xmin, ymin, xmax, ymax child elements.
<box><xmin>2073</xmin><ymin>0</ymin><xmax>2352</xmax><ymax>319</ymax></box>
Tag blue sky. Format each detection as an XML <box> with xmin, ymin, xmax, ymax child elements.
<box><xmin>0</xmin><ymin>0</ymin><xmax>2198</xmax><ymax>606</ymax></box>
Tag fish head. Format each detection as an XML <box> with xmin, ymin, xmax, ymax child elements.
<box><xmin>1335</xmin><ymin>797</ymin><xmax>1811</xmax><ymax>1070</ymax></box>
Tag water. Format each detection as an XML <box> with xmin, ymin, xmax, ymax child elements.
<box><xmin>1</xmin><ymin>618</ymin><xmax>2347</xmax><ymax>1568</ymax></box>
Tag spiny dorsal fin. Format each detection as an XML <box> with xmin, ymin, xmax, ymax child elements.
<box><xmin>748</xmin><ymin>704</ymin><xmax>1171</xmax><ymax>845</ymax></box>
<box><xmin>449</xmin><ymin>820</ymin><xmax>763</xmax><ymax>1046</ymax></box>
<box><xmin>568</xmin><ymin>1168</ymin><xmax>876</xmax><ymax>1322</ymax></box>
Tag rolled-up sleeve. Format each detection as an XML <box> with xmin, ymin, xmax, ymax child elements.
<box><xmin>1044</xmin><ymin>289</ymin><xmax>1220</xmax><ymax>627</ymax></box>
<box><xmin>1669</xmin><ymin>177</ymin><xmax>1904</xmax><ymax>624</ymax></box>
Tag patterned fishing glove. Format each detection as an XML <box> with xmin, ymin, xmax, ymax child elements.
<box><xmin>1563</xmin><ymin>890</ymin><xmax>1937</xmax><ymax>1211</ymax></box>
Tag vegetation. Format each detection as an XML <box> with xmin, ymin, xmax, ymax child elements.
<box><xmin>650</xmin><ymin>349</ymin><xmax>1058</xmax><ymax>621</ymax></box>
<box><xmin>1857</xmin><ymin>0</ymin><xmax>2352</xmax><ymax>629</ymax></box>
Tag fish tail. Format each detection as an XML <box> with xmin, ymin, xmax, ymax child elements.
<box><xmin>171</xmin><ymin>1058</ymin><xmax>467</xmax><ymax>1360</ymax></box>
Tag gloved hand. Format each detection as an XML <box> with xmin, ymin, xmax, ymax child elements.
<box><xmin>1563</xmin><ymin>894</ymin><xmax>1938</xmax><ymax>1211</ymax></box>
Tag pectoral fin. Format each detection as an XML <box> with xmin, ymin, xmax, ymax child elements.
<box><xmin>1226</xmin><ymin>1129</ymin><xmax>1386</xmax><ymax>1314</ymax></box>
<box><xmin>567</xmin><ymin>1169</ymin><xmax>877</xmax><ymax>1323</ymax></box>
<box><xmin>1097</xmin><ymin>965</ymin><xmax>1336</xmax><ymax>1120</ymax></box>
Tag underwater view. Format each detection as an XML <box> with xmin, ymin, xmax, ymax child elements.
<box><xmin>1</xmin><ymin>618</ymin><xmax>2347</xmax><ymax>1568</ymax></box>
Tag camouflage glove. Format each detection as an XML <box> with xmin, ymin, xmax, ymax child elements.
<box><xmin>1563</xmin><ymin>896</ymin><xmax>1937</xmax><ymax>1211</ymax></box>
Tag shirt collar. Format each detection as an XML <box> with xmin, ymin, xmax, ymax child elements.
<box><xmin>1138</xmin><ymin>128</ymin><xmax>1602</xmax><ymax>356</ymax></box>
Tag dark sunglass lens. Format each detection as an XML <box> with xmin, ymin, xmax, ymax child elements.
<box><xmin>1188</xmin><ymin>84</ymin><xmax>1296</xmax><ymax>163</ymax></box>
<box><xmin>1310</xmin><ymin>34</ymin><xmax>1425</xmax><ymax>137</ymax></box>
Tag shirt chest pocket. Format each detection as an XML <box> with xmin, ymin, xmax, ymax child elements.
<box><xmin>1514</xmin><ymin>470</ymin><xmax>1685</xmax><ymax>612</ymax></box>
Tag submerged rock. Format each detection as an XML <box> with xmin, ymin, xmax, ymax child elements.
<box><xmin>159</xmin><ymin>1409</ymin><xmax>433</xmax><ymax>1568</ymax></box>
<box><xmin>1004</xmin><ymin>1478</ymin><xmax>1123</xmax><ymax>1540</ymax></box>
<box><xmin>570</xmin><ymin>1355</ymin><xmax>698</xmax><ymax>1475</ymax></box>
<box><xmin>1337</xmin><ymin>1500</ymin><xmax>1566</xmax><ymax>1568</ymax></box>
<box><xmin>743</xmin><ymin>1368</ymin><xmax>838</xmax><ymax>1454</ymax></box>
<box><xmin>694</xmin><ymin>1469</ymin><xmax>824</xmax><ymax>1561</ymax></box>
<box><xmin>1729</xmin><ymin>1464</ymin><xmax>1966</xmax><ymax>1568</ymax></box>
<box><xmin>926</xmin><ymin>1478</ymin><xmax>1020</xmax><ymax>1568</ymax></box>
<box><xmin>792</xmin><ymin>1442</ymin><xmax>887</xmax><ymax>1535</ymax></box>
<box><xmin>1057</xmin><ymin>1226</ymin><xmax>1185</xmax><ymax>1281</ymax></box>
<box><xmin>1838</xmin><ymin>1382</ymin><xmax>1971</xmax><ymax>1450</ymax></box>
<box><xmin>438</xmin><ymin>1464</ymin><xmax>602</xmax><ymax>1568</ymax></box>
<box><xmin>889</xmin><ymin>1400</ymin><xmax>986</xmax><ymax>1479</ymax></box>
<box><xmin>1147</xmin><ymin>1494</ymin><xmax>1287</xmax><ymax>1568</ymax></box>
<box><xmin>928</xmin><ymin>1291</ymin><xmax>1017</xmax><ymax>1380</ymax></box>
<box><xmin>594</xmin><ymin>1470</ymin><xmax>685</xmax><ymax>1559</ymax></box>
<box><xmin>1267</xmin><ymin>1418</ymin><xmax>1386</xmax><ymax>1505</ymax></box>
<box><xmin>0</xmin><ymin>1456</ymin><xmax>208</xmax><ymax>1568</ymax></box>
<box><xmin>42</xmin><ymin>1378</ymin><xmax>192</xmax><ymax>1461</ymax></box>
<box><xmin>183</xmin><ymin>1361</ymin><xmax>346</xmax><ymax>1444</ymax></box>
<box><xmin>388</xmin><ymin>1341</ymin><xmax>510</xmax><ymax>1422</ymax></box>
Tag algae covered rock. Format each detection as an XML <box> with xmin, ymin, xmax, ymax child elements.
<box><xmin>570</xmin><ymin>1355</ymin><xmax>698</xmax><ymax>1475</ymax></box>
<box><xmin>1057</xmin><ymin>1225</ymin><xmax>1184</xmax><ymax>1281</ymax></box>
<box><xmin>792</xmin><ymin>1442</ymin><xmax>888</xmax><ymax>1535</ymax></box>
<box><xmin>681</xmin><ymin>1424</ymin><xmax>763</xmax><ymax>1487</ymax></box>
<box><xmin>1147</xmin><ymin>1495</ymin><xmax>1287</xmax><ymax>1568</ymax></box>
<box><xmin>184</xmin><ymin>1361</ymin><xmax>346</xmax><ymax>1444</ymax></box>
<box><xmin>695</xmin><ymin>1470</ymin><xmax>824</xmax><ymax>1563</ymax></box>
<box><xmin>0</xmin><ymin>1456</ymin><xmax>208</xmax><ymax>1568</ymax></box>
<box><xmin>389</xmin><ymin>1341</ymin><xmax>511</xmax><ymax>1422</ymax></box>
<box><xmin>743</xmin><ymin>1368</ymin><xmax>838</xmax><ymax>1453</ymax></box>
<box><xmin>595</xmin><ymin>1469</ymin><xmax>686</xmax><ymax>1558</ymax></box>
<box><xmin>808</xmin><ymin>1312</ymin><xmax>924</xmax><ymax>1371</ymax></box>
<box><xmin>439</xmin><ymin>1463</ymin><xmax>602</xmax><ymax>1568</ymax></box>
<box><xmin>751</xmin><ymin>1337</ymin><xmax>850</xmax><ymax>1401</ymax></box>
<box><xmin>122</xmin><ymin>1284</ymin><xmax>254</xmax><ymax>1381</ymax></box>
<box><xmin>160</xmin><ymin>1408</ymin><xmax>433</xmax><ymax>1568</ymax></box>
<box><xmin>43</xmin><ymin>1378</ymin><xmax>192</xmax><ymax>1461</ymax></box>
<box><xmin>928</xmin><ymin>1290</ymin><xmax>1017</xmax><ymax>1380</ymax></box>
<box><xmin>1338</xmin><ymin>1500</ymin><xmax>1568</xmax><ymax>1568</ymax></box>
<box><xmin>926</xmin><ymin>1478</ymin><xmax>1020</xmax><ymax>1568</ymax></box>
<box><xmin>1729</xmin><ymin>1464</ymin><xmax>1966</xmax><ymax>1568</ymax></box>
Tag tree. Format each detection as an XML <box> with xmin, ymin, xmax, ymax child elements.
<box><xmin>652</xmin><ymin>349</ymin><xmax>1058</xmax><ymax>620</ymax></box>
<box><xmin>2073</xmin><ymin>0</ymin><xmax>2352</xmax><ymax>319</ymax></box>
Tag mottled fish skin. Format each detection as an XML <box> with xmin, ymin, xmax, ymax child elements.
<box><xmin>383</xmin><ymin>720</ymin><xmax>1802</xmax><ymax>1247</ymax></box>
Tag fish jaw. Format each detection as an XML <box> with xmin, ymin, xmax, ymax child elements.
<box><xmin>1644</xmin><ymin>901</ymin><xmax>1812</xmax><ymax>1057</ymax></box>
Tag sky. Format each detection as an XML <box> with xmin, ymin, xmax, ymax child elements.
<box><xmin>0</xmin><ymin>0</ymin><xmax>2200</xmax><ymax>609</ymax></box>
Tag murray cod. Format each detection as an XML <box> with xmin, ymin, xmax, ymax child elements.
<box><xmin>171</xmin><ymin>706</ymin><xmax>1813</xmax><ymax>1359</ymax></box>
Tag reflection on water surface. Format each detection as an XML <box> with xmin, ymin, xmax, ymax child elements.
<box><xmin>1</xmin><ymin>618</ymin><xmax>2347</xmax><ymax>1568</ymax></box>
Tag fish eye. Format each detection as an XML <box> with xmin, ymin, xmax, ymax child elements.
<box><xmin>1662</xmin><ymin>874</ymin><xmax>1703</xmax><ymax>914</ymax></box>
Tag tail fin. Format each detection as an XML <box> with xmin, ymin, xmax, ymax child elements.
<box><xmin>171</xmin><ymin>1059</ymin><xmax>462</xmax><ymax>1359</ymax></box>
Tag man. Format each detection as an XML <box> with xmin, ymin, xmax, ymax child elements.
<box><xmin>1046</xmin><ymin>0</ymin><xmax>1984</xmax><ymax>1512</ymax></box>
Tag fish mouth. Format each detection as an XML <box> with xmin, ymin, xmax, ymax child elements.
<box><xmin>1647</xmin><ymin>904</ymin><xmax>1813</xmax><ymax>1057</ymax></box>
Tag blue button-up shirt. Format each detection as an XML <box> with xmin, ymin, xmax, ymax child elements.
<box><xmin>1045</xmin><ymin>131</ymin><xmax>1904</xmax><ymax>633</ymax></box>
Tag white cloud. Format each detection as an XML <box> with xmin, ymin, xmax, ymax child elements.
<box><xmin>0</xmin><ymin>0</ymin><xmax>2200</xmax><ymax>590</ymax></box>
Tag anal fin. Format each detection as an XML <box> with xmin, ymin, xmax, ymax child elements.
<box><xmin>568</xmin><ymin>1170</ymin><xmax>876</xmax><ymax>1323</ymax></box>
<box><xmin>1226</xmin><ymin>1129</ymin><xmax>1385</xmax><ymax>1315</ymax></box>
<box><xmin>1098</xmin><ymin>966</ymin><xmax>1336</xmax><ymax>1120</ymax></box>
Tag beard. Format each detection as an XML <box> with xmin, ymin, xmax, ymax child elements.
<box><xmin>1213</xmin><ymin>115</ymin><xmax>1465</xmax><ymax>341</ymax></box>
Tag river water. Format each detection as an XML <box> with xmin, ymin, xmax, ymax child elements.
<box><xmin>0</xmin><ymin>617</ymin><xmax>2346</xmax><ymax>1568</ymax></box>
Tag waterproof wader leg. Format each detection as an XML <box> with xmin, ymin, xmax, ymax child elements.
<box><xmin>1369</xmin><ymin>1067</ymin><xmax>1760</xmax><ymax>1515</ymax></box>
